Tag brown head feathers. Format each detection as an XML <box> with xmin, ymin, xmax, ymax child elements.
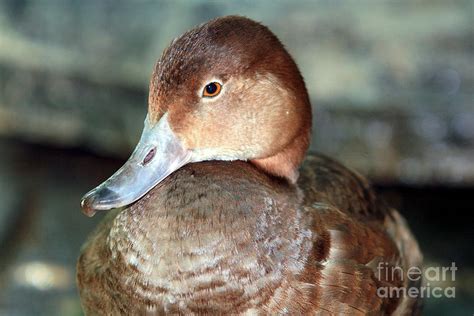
<box><xmin>148</xmin><ymin>16</ymin><xmax>312</xmax><ymax>182</ymax></box>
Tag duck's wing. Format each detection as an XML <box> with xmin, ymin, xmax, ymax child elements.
<box><xmin>296</xmin><ymin>154</ymin><xmax>423</xmax><ymax>315</ymax></box>
<box><xmin>299</xmin><ymin>154</ymin><xmax>385</xmax><ymax>221</ymax></box>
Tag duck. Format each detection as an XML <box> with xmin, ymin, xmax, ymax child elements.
<box><xmin>77</xmin><ymin>16</ymin><xmax>422</xmax><ymax>315</ymax></box>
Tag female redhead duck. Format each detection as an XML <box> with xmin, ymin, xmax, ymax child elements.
<box><xmin>78</xmin><ymin>16</ymin><xmax>422</xmax><ymax>315</ymax></box>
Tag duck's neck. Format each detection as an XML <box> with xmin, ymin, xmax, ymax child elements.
<box><xmin>106</xmin><ymin>162</ymin><xmax>312</xmax><ymax>311</ymax></box>
<box><xmin>251</xmin><ymin>117</ymin><xmax>311</xmax><ymax>183</ymax></box>
<box><xmin>251</xmin><ymin>132</ymin><xmax>309</xmax><ymax>182</ymax></box>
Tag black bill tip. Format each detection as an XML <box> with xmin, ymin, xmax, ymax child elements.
<box><xmin>80</xmin><ymin>187</ymin><xmax>119</xmax><ymax>217</ymax></box>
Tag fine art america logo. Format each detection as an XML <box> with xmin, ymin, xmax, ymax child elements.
<box><xmin>376</xmin><ymin>262</ymin><xmax>457</xmax><ymax>299</ymax></box>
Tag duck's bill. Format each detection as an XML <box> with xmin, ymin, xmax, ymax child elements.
<box><xmin>80</xmin><ymin>114</ymin><xmax>191</xmax><ymax>217</ymax></box>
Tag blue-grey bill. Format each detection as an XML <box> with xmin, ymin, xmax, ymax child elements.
<box><xmin>80</xmin><ymin>114</ymin><xmax>191</xmax><ymax>216</ymax></box>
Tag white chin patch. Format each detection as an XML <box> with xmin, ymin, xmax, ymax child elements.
<box><xmin>189</xmin><ymin>147</ymin><xmax>247</xmax><ymax>163</ymax></box>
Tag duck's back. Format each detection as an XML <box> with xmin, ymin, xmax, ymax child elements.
<box><xmin>296</xmin><ymin>154</ymin><xmax>423</xmax><ymax>315</ymax></box>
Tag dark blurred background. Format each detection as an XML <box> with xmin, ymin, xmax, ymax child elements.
<box><xmin>0</xmin><ymin>1</ymin><xmax>473</xmax><ymax>315</ymax></box>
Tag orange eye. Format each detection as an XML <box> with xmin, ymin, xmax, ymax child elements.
<box><xmin>202</xmin><ymin>82</ymin><xmax>222</xmax><ymax>97</ymax></box>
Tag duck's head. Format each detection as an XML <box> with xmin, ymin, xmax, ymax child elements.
<box><xmin>81</xmin><ymin>16</ymin><xmax>312</xmax><ymax>216</ymax></box>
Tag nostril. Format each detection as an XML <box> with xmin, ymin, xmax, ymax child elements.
<box><xmin>142</xmin><ymin>147</ymin><xmax>156</xmax><ymax>165</ymax></box>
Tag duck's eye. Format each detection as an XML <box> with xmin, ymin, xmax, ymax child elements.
<box><xmin>202</xmin><ymin>82</ymin><xmax>222</xmax><ymax>98</ymax></box>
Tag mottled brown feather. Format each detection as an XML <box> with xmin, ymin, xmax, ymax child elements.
<box><xmin>78</xmin><ymin>157</ymin><xmax>422</xmax><ymax>315</ymax></box>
